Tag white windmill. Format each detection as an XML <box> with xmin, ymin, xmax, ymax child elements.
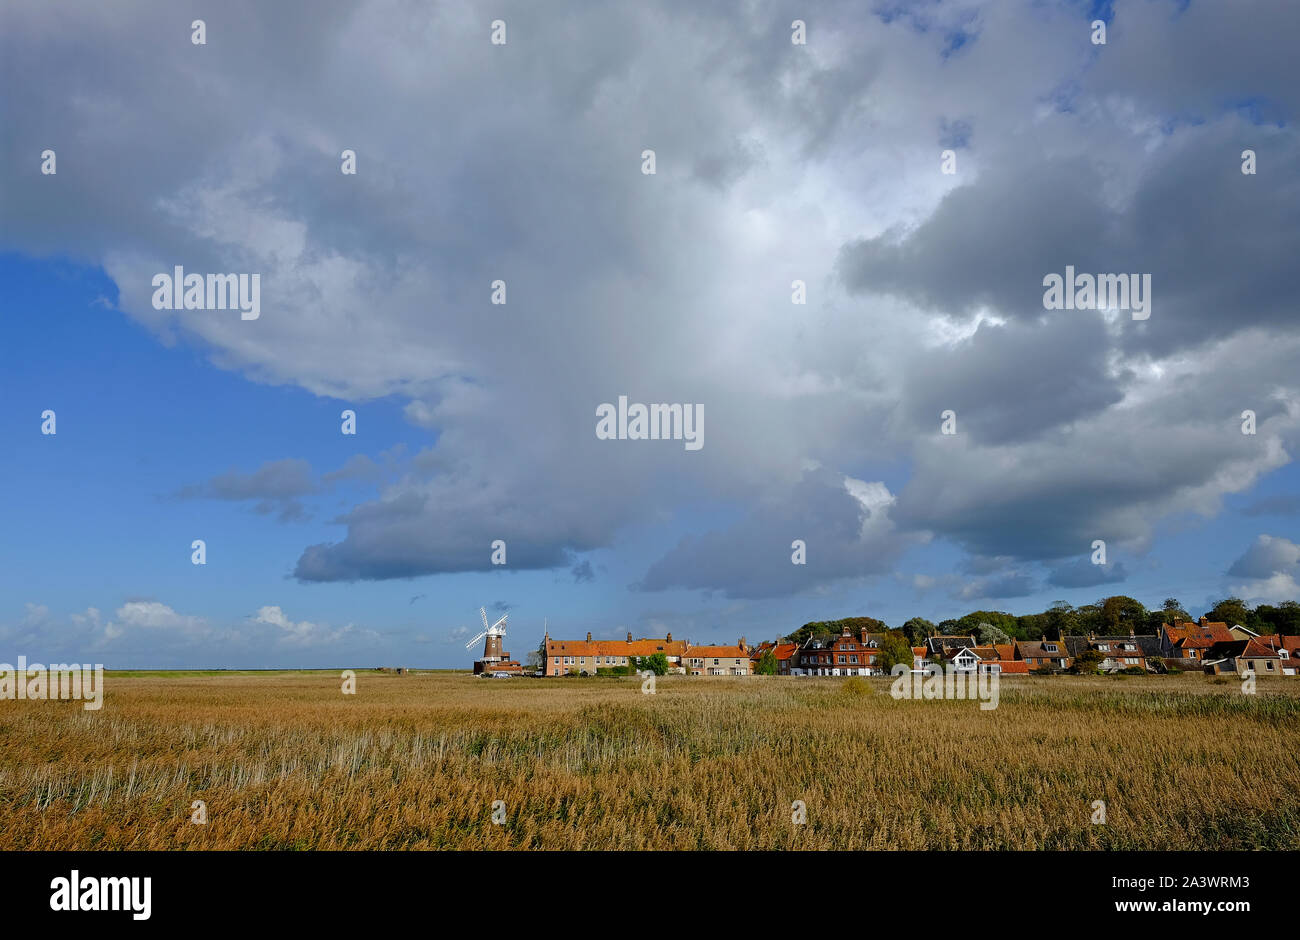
<box><xmin>466</xmin><ymin>606</ymin><xmax>509</xmax><ymax>670</ymax></box>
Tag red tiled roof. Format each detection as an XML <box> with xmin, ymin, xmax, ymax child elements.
<box><xmin>1241</xmin><ymin>637</ymin><xmax>1281</xmax><ymax>659</ymax></box>
<box><xmin>546</xmin><ymin>638</ymin><xmax>687</xmax><ymax>657</ymax></box>
<box><xmin>1256</xmin><ymin>634</ymin><xmax>1300</xmax><ymax>656</ymax></box>
<box><xmin>686</xmin><ymin>645</ymin><xmax>748</xmax><ymax>659</ymax></box>
<box><xmin>751</xmin><ymin>642</ymin><xmax>799</xmax><ymax>661</ymax></box>
<box><xmin>1165</xmin><ymin>622</ymin><xmax>1234</xmax><ymax>648</ymax></box>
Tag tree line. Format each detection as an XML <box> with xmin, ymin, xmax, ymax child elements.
<box><xmin>778</xmin><ymin>597</ymin><xmax>1300</xmax><ymax>674</ymax></box>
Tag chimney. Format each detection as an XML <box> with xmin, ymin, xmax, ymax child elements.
<box><xmin>860</xmin><ymin>627</ymin><xmax>868</xmax><ymax>644</ymax></box>
<box><xmin>739</xmin><ymin>636</ymin><xmax>746</xmax><ymax>651</ymax></box>
<box><xmin>627</xmin><ymin>631</ymin><xmax>633</xmax><ymax>642</ymax></box>
<box><xmin>1199</xmin><ymin>616</ymin><xmax>1209</xmax><ymax>626</ymax></box>
<box><xmin>666</xmin><ymin>632</ymin><xmax>673</xmax><ymax>642</ymax></box>
<box><xmin>586</xmin><ymin>631</ymin><xmax>592</xmax><ymax>642</ymax></box>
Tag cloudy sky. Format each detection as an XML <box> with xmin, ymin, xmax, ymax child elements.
<box><xmin>2</xmin><ymin>0</ymin><xmax>1298</xmax><ymax>667</ymax></box>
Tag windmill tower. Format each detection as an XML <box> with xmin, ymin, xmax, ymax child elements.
<box><xmin>466</xmin><ymin>607</ymin><xmax>520</xmax><ymax>675</ymax></box>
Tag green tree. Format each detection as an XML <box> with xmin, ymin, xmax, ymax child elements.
<box><xmin>1070</xmin><ymin>649</ymin><xmax>1105</xmax><ymax>675</ymax></box>
<box><xmin>955</xmin><ymin>610</ymin><xmax>1019</xmax><ymax>639</ymax></box>
<box><xmin>1255</xmin><ymin>600</ymin><xmax>1300</xmax><ymax>636</ymax></box>
<box><xmin>901</xmin><ymin>617</ymin><xmax>935</xmax><ymax>645</ymax></box>
<box><xmin>755</xmin><ymin>649</ymin><xmax>777</xmax><ymax>675</ymax></box>
<box><xmin>1045</xmin><ymin>602</ymin><xmax>1079</xmax><ymax>638</ymax></box>
<box><xmin>1074</xmin><ymin>603</ymin><xmax>1104</xmax><ymax>636</ymax></box>
<box><xmin>975</xmin><ymin>621</ymin><xmax>1011</xmax><ymax>645</ymax></box>
<box><xmin>634</xmin><ymin>652</ymin><xmax>669</xmax><ymax>676</ymax></box>
<box><xmin>1206</xmin><ymin>597</ymin><xmax>1252</xmax><ymax>626</ymax></box>
<box><xmin>876</xmin><ymin>630</ymin><xmax>914</xmax><ymax>673</ymax></box>
<box><xmin>1161</xmin><ymin>597</ymin><xmax>1189</xmax><ymax>621</ymax></box>
<box><xmin>1099</xmin><ymin>595</ymin><xmax>1147</xmax><ymax>632</ymax></box>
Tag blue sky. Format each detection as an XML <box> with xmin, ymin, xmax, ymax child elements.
<box><xmin>2</xmin><ymin>0</ymin><xmax>1298</xmax><ymax>667</ymax></box>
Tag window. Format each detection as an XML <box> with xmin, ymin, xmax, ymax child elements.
<box><xmin>838</xmin><ymin>655</ymin><xmax>846</xmax><ymax>663</ymax></box>
<box><xmin>1098</xmin><ymin>644</ymin><xmax>1110</xmax><ymax>651</ymax></box>
<box><xmin>1123</xmin><ymin>644</ymin><xmax>1136</xmax><ymax>651</ymax></box>
<box><xmin>713</xmin><ymin>659</ymin><xmax>719</xmax><ymax>666</ymax></box>
<box><xmin>553</xmin><ymin>658</ymin><xmax>560</xmax><ymax>665</ymax></box>
<box><xmin>1044</xmin><ymin>643</ymin><xmax>1059</xmax><ymax>653</ymax></box>
<box><xmin>850</xmin><ymin>655</ymin><xmax>858</xmax><ymax>664</ymax></box>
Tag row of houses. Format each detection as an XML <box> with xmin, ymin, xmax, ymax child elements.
<box><xmin>747</xmin><ymin>618</ymin><xmax>1300</xmax><ymax>678</ymax></box>
<box><xmin>543</xmin><ymin>619</ymin><xmax>1300</xmax><ymax>679</ymax></box>
<box><xmin>542</xmin><ymin>632</ymin><xmax>753</xmax><ymax>676</ymax></box>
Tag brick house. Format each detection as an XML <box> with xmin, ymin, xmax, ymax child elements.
<box><xmin>795</xmin><ymin>624</ymin><xmax>884</xmax><ymax>676</ymax></box>
<box><xmin>543</xmin><ymin>631</ymin><xmax>688</xmax><ymax>676</ymax></box>
<box><xmin>970</xmin><ymin>644</ymin><xmax>1030</xmax><ymax>674</ymax></box>
<box><xmin>1063</xmin><ymin>633</ymin><xmax>1162</xmax><ymax>672</ymax></box>
<box><xmin>749</xmin><ymin>640</ymin><xmax>800</xmax><ymax>674</ymax></box>
<box><xmin>1015</xmin><ymin>638</ymin><xmax>1071</xmax><ymax>671</ymax></box>
<box><xmin>1159</xmin><ymin>619</ymin><xmax>1236</xmax><ymax>669</ymax></box>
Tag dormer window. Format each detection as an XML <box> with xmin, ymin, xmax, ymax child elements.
<box><xmin>1044</xmin><ymin>643</ymin><xmax>1059</xmax><ymax>653</ymax></box>
<box><xmin>1097</xmin><ymin>644</ymin><xmax>1109</xmax><ymax>651</ymax></box>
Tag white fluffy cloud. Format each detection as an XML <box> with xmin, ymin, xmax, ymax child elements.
<box><xmin>3</xmin><ymin>1</ymin><xmax>1298</xmax><ymax>600</ymax></box>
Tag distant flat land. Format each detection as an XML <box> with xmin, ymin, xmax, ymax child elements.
<box><xmin>2</xmin><ymin>672</ymin><xmax>1298</xmax><ymax>850</ymax></box>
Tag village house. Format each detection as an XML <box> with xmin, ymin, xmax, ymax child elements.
<box><xmin>793</xmin><ymin>624</ymin><xmax>885</xmax><ymax>676</ymax></box>
<box><xmin>971</xmin><ymin>644</ymin><xmax>1030</xmax><ymax>674</ymax></box>
<box><xmin>933</xmin><ymin>642</ymin><xmax>1029</xmax><ymax>674</ymax></box>
<box><xmin>543</xmin><ymin>631</ymin><xmax>688</xmax><ymax>676</ymax></box>
<box><xmin>1159</xmin><ymin>619</ymin><xmax>1237</xmax><ymax>670</ymax></box>
<box><xmin>1202</xmin><ymin>635</ymin><xmax>1298</xmax><ymax>677</ymax></box>
<box><xmin>1063</xmin><ymin>633</ymin><xmax>1163</xmax><ymax>672</ymax></box>
<box><xmin>749</xmin><ymin>639</ymin><xmax>800</xmax><ymax>674</ymax></box>
<box><xmin>1256</xmin><ymin>635</ymin><xmax>1300</xmax><ymax>675</ymax></box>
<box><xmin>943</xmin><ymin>646</ymin><xmax>982</xmax><ymax>673</ymax></box>
<box><xmin>1015</xmin><ymin>638</ymin><xmax>1071</xmax><ymax>671</ymax></box>
<box><xmin>686</xmin><ymin>640</ymin><xmax>752</xmax><ymax>676</ymax></box>
<box><xmin>925</xmin><ymin>635</ymin><xmax>976</xmax><ymax>659</ymax></box>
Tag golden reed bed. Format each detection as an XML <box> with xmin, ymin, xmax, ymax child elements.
<box><xmin>2</xmin><ymin>672</ymin><xmax>1297</xmax><ymax>850</ymax></box>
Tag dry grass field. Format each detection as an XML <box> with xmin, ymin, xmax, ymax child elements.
<box><xmin>2</xmin><ymin>671</ymin><xmax>1298</xmax><ymax>850</ymax></box>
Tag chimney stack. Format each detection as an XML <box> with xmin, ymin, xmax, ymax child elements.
<box><xmin>627</xmin><ymin>631</ymin><xmax>633</xmax><ymax>642</ymax></box>
<box><xmin>739</xmin><ymin>636</ymin><xmax>746</xmax><ymax>651</ymax></box>
<box><xmin>586</xmin><ymin>631</ymin><xmax>592</xmax><ymax>642</ymax></box>
<box><xmin>860</xmin><ymin>627</ymin><xmax>868</xmax><ymax>644</ymax></box>
<box><xmin>1199</xmin><ymin>616</ymin><xmax>1209</xmax><ymax>626</ymax></box>
<box><xmin>666</xmin><ymin>632</ymin><xmax>673</xmax><ymax>642</ymax></box>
